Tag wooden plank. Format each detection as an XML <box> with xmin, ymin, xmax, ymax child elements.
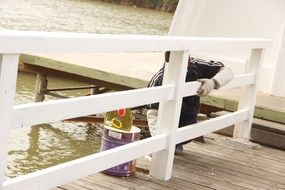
<box><xmin>60</xmin><ymin>183</ymin><xmax>90</xmax><ymax>190</ymax></box>
<box><xmin>86</xmin><ymin>173</ymin><xmax>139</xmax><ymax>189</ymax></box>
<box><xmin>175</xmin><ymin>150</ymin><xmax>284</xmax><ymax>190</ymax></box>
<box><xmin>80</xmin><ymin>176</ymin><xmax>129</xmax><ymax>190</ymax></box>
<box><xmin>217</xmin><ymin>123</ymin><xmax>285</xmax><ymax>151</ymax></box>
<box><xmin>254</xmin><ymin>106</ymin><xmax>285</xmax><ymax>124</ymax></box>
<box><xmin>72</xmin><ymin>179</ymin><xmax>112</xmax><ymax>190</ymax></box>
<box><xmin>181</xmin><ymin>140</ymin><xmax>284</xmax><ymax>189</ymax></box>
<box><xmin>183</xmin><ymin>81</ymin><xmax>201</xmax><ymax>96</ymax></box>
<box><xmin>215</xmin><ymin>133</ymin><xmax>285</xmax><ymax>160</ymax></box>
<box><xmin>184</xmin><ymin>148</ymin><xmax>285</xmax><ymax>189</ymax></box>
<box><xmin>211</xmin><ymin>111</ymin><xmax>285</xmax><ymax>150</ymax></box>
<box><xmin>184</xmin><ymin>73</ymin><xmax>255</xmax><ymax>97</ymax></box>
<box><xmin>135</xmin><ymin>171</ymin><xmax>214</xmax><ymax>190</ymax></box>
<box><xmin>150</xmin><ymin>51</ymin><xmax>189</xmax><ymax>180</ymax></box>
<box><xmin>21</xmin><ymin>53</ymin><xmax>155</xmax><ymax>89</ymax></box>
<box><xmin>12</xmin><ymin>85</ymin><xmax>174</xmax><ymax>128</ymax></box>
<box><xmin>174</xmin><ymin>158</ymin><xmax>276</xmax><ymax>190</ymax></box>
<box><xmin>122</xmin><ymin>175</ymin><xmax>175</xmax><ymax>190</ymax></box>
<box><xmin>0</xmin><ymin>54</ymin><xmax>19</xmax><ymax>188</ymax></box>
<box><xmin>138</xmin><ymin>157</ymin><xmax>250</xmax><ymax>190</ymax></box>
<box><xmin>176</xmin><ymin>109</ymin><xmax>249</xmax><ymax>144</ymax></box>
<box><xmin>197</xmin><ymin>134</ymin><xmax>285</xmax><ymax>171</ymax></box>
<box><xmin>136</xmin><ymin>133</ymin><xmax>285</xmax><ymax>190</ymax></box>
<box><xmin>219</xmin><ymin>73</ymin><xmax>255</xmax><ymax>90</ymax></box>
<box><xmin>234</xmin><ymin>49</ymin><xmax>265</xmax><ymax>139</ymax></box>
<box><xmin>186</xmin><ymin>140</ymin><xmax>285</xmax><ymax>180</ymax></box>
<box><xmin>34</xmin><ymin>73</ymin><xmax>47</xmax><ymax>102</ymax></box>
<box><xmin>22</xmin><ymin>63</ymin><xmax>135</xmax><ymax>91</ymax></box>
<box><xmin>171</xmin><ymin>166</ymin><xmax>246</xmax><ymax>190</ymax></box>
<box><xmin>201</xmin><ymin>89</ymin><xmax>285</xmax><ymax>124</ymax></box>
<box><xmin>139</xmin><ymin>156</ymin><xmax>283</xmax><ymax>190</ymax></box>
<box><xmin>189</xmin><ymin>144</ymin><xmax>285</xmax><ymax>177</ymax></box>
<box><xmin>0</xmin><ymin>31</ymin><xmax>271</xmax><ymax>54</ymax></box>
<box><xmin>251</xmin><ymin>127</ymin><xmax>285</xmax><ymax>150</ymax></box>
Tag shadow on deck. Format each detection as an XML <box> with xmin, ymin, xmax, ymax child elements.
<box><xmin>53</xmin><ymin>133</ymin><xmax>285</xmax><ymax>190</ymax></box>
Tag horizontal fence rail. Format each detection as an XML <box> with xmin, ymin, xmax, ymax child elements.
<box><xmin>183</xmin><ymin>73</ymin><xmax>256</xmax><ymax>97</ymax></box>
<box><xmin>13</xmin><ymin>72</ymin><xmax>256</xmax><ymax>129</ymax></box>
<box><xmin>12</xmin><ymin>85</ymin><xmax>174</xmax><ymax>128</ymax></box>
<box><xmin>0</xmin><ymin>30</ymin><xmax>271</xmax><ymax>190</ymax></box>
<box><xmin>177</xmin><ymin>109</ymin><xmax>249</xmax><ymax>144</ymax></box>
<box><xmin>3</xmin><ymin>135</ymin><xmax>167</xmax><ymax>190</ymax></box>
<box><xmin>0</xmin><ymin>31</ymin><xmax>271</xmax><ymax>53</ymax></box>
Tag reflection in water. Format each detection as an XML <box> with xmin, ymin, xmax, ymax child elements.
<box><xmin>8</xmin><ymin>72</ymin><xmax>104</xmax><ymax>178</ymax></box>
<box><xmin>8</xmin><ymin>122</ymin><xmax>102</xmax><ymax>178</ymax></box>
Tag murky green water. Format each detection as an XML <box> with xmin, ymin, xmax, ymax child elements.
<box><xmin>8</xmin><ymin>73</ymin><xmax>102</xmax><ymax>178</ymax></box>
<box><xmin>0</xmin><ymin>0</ymin><xmax>173</xmax><ymax>178</ymax></box>
<box><xmin>0</xmin><ymin>0</ymin><xmax>172</xmax><ymax>35</ymax></box>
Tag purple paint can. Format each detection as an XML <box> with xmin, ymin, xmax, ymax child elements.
<box><xmin>100</xmin><ymin>125</ymin><xmax>141</xmax><ymax>177</ymax></box>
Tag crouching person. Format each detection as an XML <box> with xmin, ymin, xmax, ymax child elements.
<box><xmin>146</xmin><ymin>51</ymin><xmax>234</xmax><ymax>155</ymax></box>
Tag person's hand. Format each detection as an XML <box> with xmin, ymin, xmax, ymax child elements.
<box><xmin>197</xmin><ymin>78</ymin><xmax>216</xmax><ymax>97</ymax></box>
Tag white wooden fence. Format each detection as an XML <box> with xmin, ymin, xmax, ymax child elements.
<box><xmin>0</xmin><ymin>30</ymin><xmax>270</xmax><ymax>190</ymax></box>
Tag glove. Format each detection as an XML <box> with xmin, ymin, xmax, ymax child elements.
<box><xmin>197</xmin><ymin>78</ymin><xmax>216</xmax><ymax>97</ymax></box>
<box><xmin>197</xmin><ymin>67</ymin><xmax>234</xmax><ymax>97</ymax></box>
<box><xmin>146</xmin><ymin>109</ymin><xmax>158</xmax><ymax>136</ymax></box>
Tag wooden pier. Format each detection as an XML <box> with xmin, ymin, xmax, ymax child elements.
<box><xmin>20</xmin><ymin>53</ymin><xmax>163</xmax><ymax>91</ymax></box>
<box><xmin>52</xmin><ymin>133</ymin><xmax>285</xmax><ymax>190</ymax></box>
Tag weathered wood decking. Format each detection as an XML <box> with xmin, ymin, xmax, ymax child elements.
<box><xmin>52</xmin><ymin>133</ymin><xmax>285</xmax><ymax>190</ymax></box>
<box><xmin>20</xmin><ymin>53</ymin><xmax>163</xmax><ymax>90</ymax></box>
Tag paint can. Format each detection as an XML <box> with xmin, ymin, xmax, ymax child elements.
<box><xmin>100</xmin><ymin>125</ymin><xmax>141</xmax><ymax>177</ymax></box>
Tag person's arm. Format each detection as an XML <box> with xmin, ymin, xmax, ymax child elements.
<box><xmin>197</xmin><ymin>67</ymin><xmax>234</xmax><ymax>96</ymax></box>
<box><xmin>146</xmin><ymin>109</ymin><xmax>158</xmax><ymax>136</ymax></box>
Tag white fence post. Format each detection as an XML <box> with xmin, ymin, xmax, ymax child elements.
<box><xmin>0</xmin><ymin>54</ymin><xmax>19</xmax><ymax>189</ymax></box>
<box><xmin>150</xmin><ymin>51</ymin><xmax>189</xmax><ymax>180</ymax></box>
<box><xmin>233</xmin><ymin>49</ymin><xmax>265</xmax><ymax>139</ymax></box>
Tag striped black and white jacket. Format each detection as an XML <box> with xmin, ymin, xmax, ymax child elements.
<box><xmin>146</xmin><ymin>52</ymin><xmax>224</xmax><ymax>120</ymax></box>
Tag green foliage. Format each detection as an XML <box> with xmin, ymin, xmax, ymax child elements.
<box><xmin>99</xmin><ymin>0</ymin><xmax>179</xmax><ymax>12</ymax></box>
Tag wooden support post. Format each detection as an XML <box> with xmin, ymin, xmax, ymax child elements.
<box><xmin>0</xmin><ymin>54</ymin><xmax>19</xmax><ymax>189</ymax></box>
<box><xmin>90</xmin><ymin>85</ymin><xmax>99</xmax><ymax>95</ymax></box>
<box><xmin>35</xmin><ymin>73</ymin><xmax>47</xmax><ymax>102</ymax></box>
<box><xmin>150</xmin><ymin>51</ymin><xmax>189</xmax><ymax>181</ymax></box>
<box><xmin>233</xmin><ymin>49</ymin><xmax>264</xmax><ymax>140</ymax></box>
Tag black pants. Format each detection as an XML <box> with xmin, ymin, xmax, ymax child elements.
<box><xmin>177</xmin><ymin>114</ymin><xmax>197</xmax><ymax>146</ymax></box>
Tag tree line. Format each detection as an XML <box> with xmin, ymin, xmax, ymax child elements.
<box><xmin>98</xmin><ymin>0</ymin><xmax>179</xmax><ymax>13</ymax></box>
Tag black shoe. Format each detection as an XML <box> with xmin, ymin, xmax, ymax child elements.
<box><xmin>193</xmin><ymin>136</ymin><xmax>206</xmax><ymax>143</ymax></box>
<box><xmin>175</xmin><ymin>144</ymin><xmax>183</xmax><ymax>155</ymax></box>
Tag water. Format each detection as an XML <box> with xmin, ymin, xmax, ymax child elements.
<box><xmin>0</xmin><ymin>0</ymin><xmax>172</xmax><ymax>35</ymax></box>
<box><xmin>0</xmin><ymin>0</ymin><xmax>173</xmax><ymax>178</ymax></box>
<box><xmin>8</xmin><ymin>72</ymin><xmax>102</xmax><ymax>178</ymax></box>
